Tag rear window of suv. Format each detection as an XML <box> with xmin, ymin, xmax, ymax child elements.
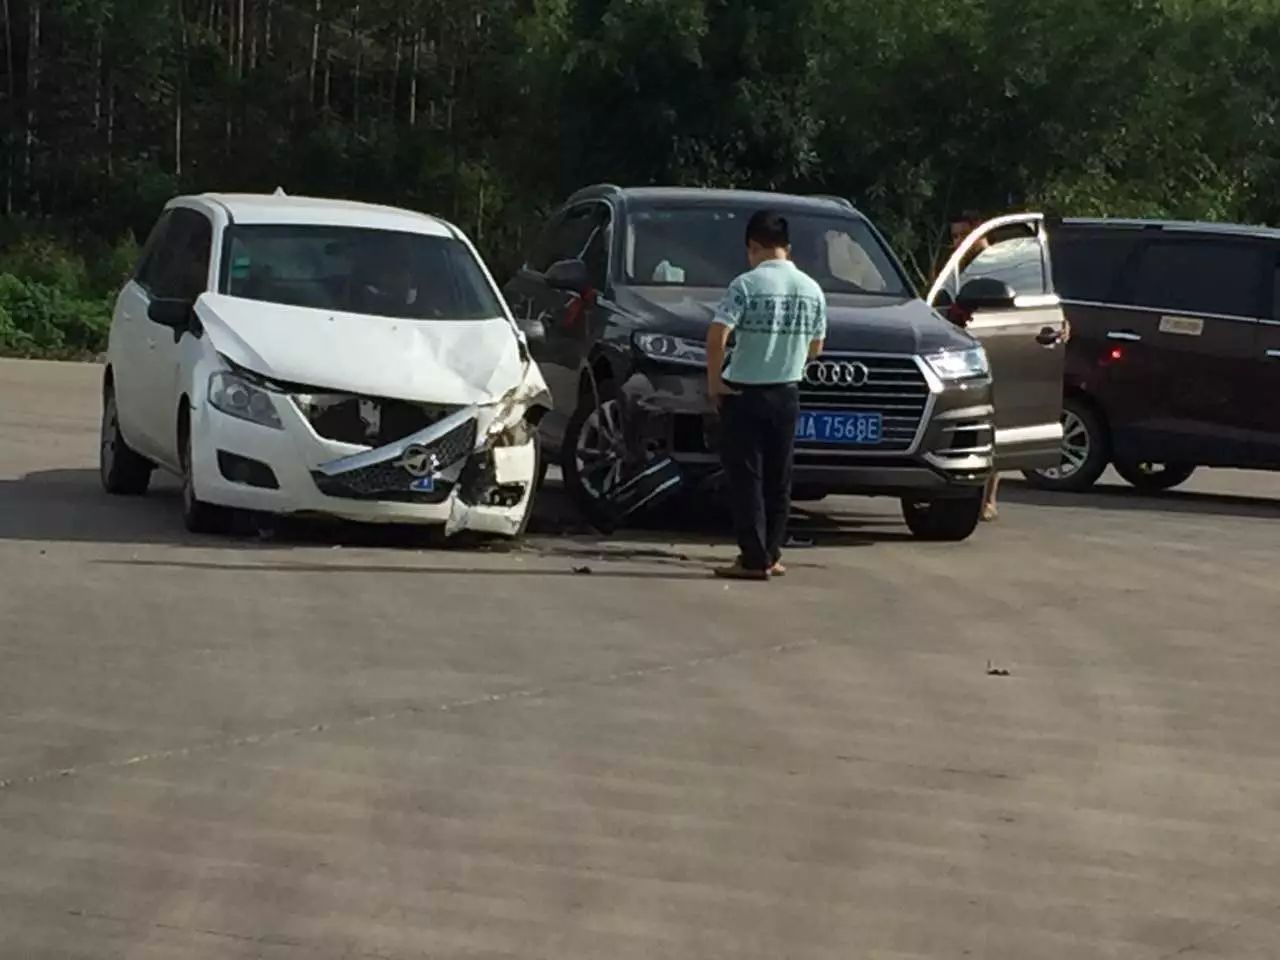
<box><xmin>218</xmin><ymin>225</ymin><xmax>503</xmax><ymax>320</ymax></box>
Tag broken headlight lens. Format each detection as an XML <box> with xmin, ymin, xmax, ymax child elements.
<box><xmin>634</xmin><ymin>332</ymin><xmax>707</xmax><ymax>367</ymax></box>
<box><xmin>924</xmin><ymin>346</ymin><xmax>989</xmax><ymax>382</ymax></box>
<box><xmin>208</xmin><ymin>371</ymin><xmax>284</xmax><ymax>429</ymax></box>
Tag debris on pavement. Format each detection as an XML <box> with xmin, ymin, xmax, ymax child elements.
<box><xmin>986</xmin><ymin>661</ymin><xmax>1011</xmax><ymax>677</ymax></box>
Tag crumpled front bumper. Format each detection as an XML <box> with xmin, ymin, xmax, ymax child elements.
<box><xmin>612</xmin><ymin>364</ymin><xmax>995</xmax><ymax>499</ymax></box>
<box><xmin>190</xmin><ymin>373</ymin><xmax>545</xmax><ymax>536</ymax></box>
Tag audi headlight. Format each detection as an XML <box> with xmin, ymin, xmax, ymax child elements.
<box><xmin>925</xmin><ymin>347</ymin><xmax>989</xmax><ymax>382</ymax></box>
<box><xmin>634</xmin><ymin>332</ymin><xmax>707</xmax><ymax>367</ymax></box>
<box><xmin>208</xmin><ymin>371</ymin><xmax>284</xmax><ymax>429</ymax></box>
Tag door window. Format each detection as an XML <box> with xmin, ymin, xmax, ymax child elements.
<box><xmin>958</xmin><ymin>230</ymin><xmax>1047</xmax><ymax>297</ymax></box>
<box><xmin>528</xmin><ymin>203</ymin><xmax>609</xmax><ymax>274</ymax></box>
<box><xmin>133</xmin><ymin>212</ymin><xmax>174</xmax><ymax>291</ymax></box>
<box><xmin>1049</xmin><ymin>230</ymin><xmax>1141</xmax><ymax>303</ymax></box>
<box><xmin>579</xmin><ymin>208</ymin><xmax>612</xmax><ymax>290</ymax></box>
<box><xmin>1129</xmin><ymin>239</ymin><xmax>1264</xmax><ymax>318</ymax></box>
<box><xmin>1272</xmin><ymin>261</ymin><xmax>1280</xmax><ymax>321</ymax></box>
<box><xmin>146</xmin><ymin>208</ymin><xmax>213</xmax><ymax>301</ymax></box>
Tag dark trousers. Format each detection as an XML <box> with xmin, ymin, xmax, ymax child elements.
<box><xmin>719</xmin><ymin>383</ymin><xmax>799</xmax><ymax>571</ymax></box>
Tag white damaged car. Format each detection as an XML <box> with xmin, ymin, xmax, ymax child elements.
<box><xmin>99</xmin><ymin>193</ymin><xmax>550</xmax><ymax>538</ymax></box>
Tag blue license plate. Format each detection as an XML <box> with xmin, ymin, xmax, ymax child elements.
<box><xmin>795</xmin><ymin>410</ymin><xmax>883</xmax><ymax>445</ymax></box>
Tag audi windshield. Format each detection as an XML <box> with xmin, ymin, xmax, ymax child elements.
<box><xmin>218</xmin><ymin>225</ymin><xmax>504</xmax><ymax>320</ymax></box>
<box><xmin>623</xmin><ymin>206</ymin><xmax>910</xmax><ymax>296</ymax></box>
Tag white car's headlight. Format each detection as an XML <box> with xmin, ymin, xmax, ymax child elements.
<box><xmin>925</xmin><ymin>347</ymin><xmax>989</xmax><ymax>382</ymax></box>
<box><xmin>634</xmin><ymin>332</ymin><xmax>707</xmax><ymax>367</ymax></box>
<box><xmin>208</xmin><ymin>371</ymin><xmax>284</xmax><ymax>429</ymax></box>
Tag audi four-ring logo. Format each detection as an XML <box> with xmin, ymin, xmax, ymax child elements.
<box><xmin>804</xmin><ymin>360</ymin><xmax>870</xmax><ymax>387</ymax></box>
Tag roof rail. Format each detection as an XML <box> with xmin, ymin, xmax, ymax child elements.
<box><xmin>810</xmin><ymin>194</ymin><xmax>855</xmax><ymax>211</ymax></box>
<box><xmin>566</xmin><ymin>183</ymin><xmax>625</xmax><ymax>204</ymax></box>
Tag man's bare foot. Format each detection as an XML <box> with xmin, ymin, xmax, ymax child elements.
<box><xmin>769</xmin><ymin>562</ymin><xmax>787</xmax><ymax>577</ymax></box>
<box><xmin>981</xmin><ymin>503</ymin><xmax>998</xmax><ymax>522</ymax></box>
<box><xmin>714</xmin><ymin>562</ymin><xmax>770</xmax><ymax>581</ymax></box>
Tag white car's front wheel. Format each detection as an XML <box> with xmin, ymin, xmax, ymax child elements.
<box><xmin>100</xmin><ymin>383</ymin><xmax>153</xmax><ymax>495</ymax></box>
<box><xmin>179</xmin><ymin>408</ymin><xmax>232</xmax><ymax>535</ymax></box>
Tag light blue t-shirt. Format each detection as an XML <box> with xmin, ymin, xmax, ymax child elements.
<box><xmin>712</xmin><ymin>260</ymin><xmax>828</xmax><ymax>385</ymax></box>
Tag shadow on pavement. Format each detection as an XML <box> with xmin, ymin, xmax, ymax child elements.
<box><xmin>0</xmin><ymin>469</ymin><xmax>899</xmax><ymax>551</ymax></box>
<box><xmin>1001</xmin><ymin>479</ymin><xmax>1280</xmax><ymax>520</ymax></box>
<box><xmin>92</xmin><ymin>558</ymin><xmax>713</xmax><ymax>580</ymax></box>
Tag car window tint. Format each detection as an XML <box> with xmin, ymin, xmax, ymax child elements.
<box><xmin>1049</xmin><ymin>230</ymin><xmax>1140</xmax><ymax>302</ymax></box>
<box><xmin>220</xmin><ymin>225</ymin><xmax>504</xmax><ymax>320</ymax></box>
<box><xmin>1130</xmin><ymin>240</ymin><xmax>1264</xmax><ymax>318</ymax></box>
<box><xmin>797</xmin><ymin>225</ymin><xmax>894</xmax><ymax>293</ymax></box>
<box><xmin>133</xmin><ymin>212</ymin><xmax>174</xmax><ymax>291</ymax></box>
<box><xmin>1273</xmin><ymin>261</ymin><xmax>1280</xmax><ymax>321</ymax></box>
<box><xmin>527</xmin><ymin>204</ymin><xmax>608</xmax><ymax>274</ymax></box>
<box><xmin>623</xmin><ymin>206</ymin><xmax>908</xmax><ymax>295</ymax></box>
<box><xmin>580</xmin><ymin>207</ymin><xmax>611</xmax><ymax>290</ymax></box>
<box><xmin>959</xmin><ymin>234</ymin><xmax>1046</xmax><ymax>296</ymax></box>
<box><xmin>148</xmin><ymin>209</ymin><xmax>212</xmax><ymax>300</ymax></box>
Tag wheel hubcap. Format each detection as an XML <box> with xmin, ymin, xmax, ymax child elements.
<box><xmin>1039</xmin><ymin>409</ymin><xmax>1089</xmax><ymax>481</ymax></box>
<box><xmin>574</xmin><ymin>399</ymin><xmax>626</xmax><ymax>500</ymax></box>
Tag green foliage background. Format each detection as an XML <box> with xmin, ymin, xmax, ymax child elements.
<box><xmin>1</xmin><ymin>0</ymin><xmax>1277</xmax><ymax>356</ymax></box>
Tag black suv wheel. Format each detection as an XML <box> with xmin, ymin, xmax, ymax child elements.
<box><xmin>1022</xmin><ymin>396</ymin><xmax>1109</xmax><ymax>492</ymax></box>
<box><xmin>560</xmin><ymin>380</ymin><xmax>623</xmax><ymax>529</ymax></box>
<box><xmin>901</xmin><ymin>492</ymin><xmax>983</xmax><ymax>541</ymax></box>
<box><xmin>1112</xmin><ymin>458</ymin><xmax>1196</xmax><ymax>492</ymax></box>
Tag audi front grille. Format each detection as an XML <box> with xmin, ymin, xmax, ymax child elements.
<box><xmin>798</xmin><ymin>354</ymin><xmax>931</xmax><ymax>454</ymax></box>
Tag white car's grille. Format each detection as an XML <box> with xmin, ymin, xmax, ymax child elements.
<box><xmin>293</xmin><ymin>393</ymin><xmax>458</xmax><ymax>447</ymax></box>
<box><xmin>311</xmin><ymin>418</ymin><xmax>477</xmax><ymax>502</ymax></box>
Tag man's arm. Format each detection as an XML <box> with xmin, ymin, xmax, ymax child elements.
<box><xmin>807</xmin><ymin>292</ymin><xmax>828</xmax><ymax>359</ymax></box>
<box><xmin>706</xmin><ymin>322</ymin><xmax>733</xmax><ymax>407</ymax></box>
<box><xmin>708</xmin><ymin>279</ymin><xmax>745</xmax><ymax>408</ymax></box>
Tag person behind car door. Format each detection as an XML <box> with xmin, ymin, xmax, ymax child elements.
<box><xmin>706</xmin><ymin>211</ymin><xmax>827</xmax><ymax>581</ymax></box>
<box><xmin>948</xmin><ymin>211</ymin><xmax>1000</xmax><ymax>522</ymax></box>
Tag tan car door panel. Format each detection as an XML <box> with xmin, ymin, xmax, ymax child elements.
<box><xmin>928</xmin><ymin>215</ymin><xmax>1067</xmax><ymax>471</ymax></box>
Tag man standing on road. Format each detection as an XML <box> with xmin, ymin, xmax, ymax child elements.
<box><xmin>706</xmin><ymin>211</ymin><xmax>827</xmax><ymax>581</ymax></box>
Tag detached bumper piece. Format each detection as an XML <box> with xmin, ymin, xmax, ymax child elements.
<box><xmin>312</xmin><ymin>415</ymin><xmax>477</xmax><ymax>504</ymax></box>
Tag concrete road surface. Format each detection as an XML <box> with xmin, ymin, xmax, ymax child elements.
<box><xmin>3</xmin><ymin>357</ymin><xmax>1280</xmax><ymax>960</ymax></box>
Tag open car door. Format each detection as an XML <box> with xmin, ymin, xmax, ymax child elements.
<box><xmin>927</xmin><ymin>214</ymin><xmax>1066</xmax><ymax>470</ymax></box>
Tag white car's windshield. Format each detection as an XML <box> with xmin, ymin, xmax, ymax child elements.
<box><xmin>624</xmin><ymin>206</ymin><xmax>909</xmax><ymax>296</ymax></box>
<box><xmin>218</xmin><ymin>225</ymin><xmax>504</xmax><ymax>320</ymax></box>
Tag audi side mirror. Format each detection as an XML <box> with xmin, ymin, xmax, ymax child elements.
<box><xmin>147</xmin><ymin>298</ymin><xmax>195</xmax><ymax>329</ymax></box>
<box><xmin>956</xmin><ymin>277</ymin><xmax>1017</xmax><ymax>311</ymax></box>
<box><xmin>543</xmin><ymin>258</ymin><xmax>591</xmax><ymax>295</ymax></box>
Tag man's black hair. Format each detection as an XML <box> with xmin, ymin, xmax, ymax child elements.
<box><xmin>745</xmin><ymin>210</ymin><xmax>789</xmax><ymax>249</ymax></box>
<box><xmin>950</xmin><ymin>209</ymin><xmax>983</xmax><ymax>225</ymax></box>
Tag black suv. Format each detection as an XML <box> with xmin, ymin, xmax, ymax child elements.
<box><xmin>1024</xmin><ymin>218</ymin><xmax>1280</xmax><ymax>492</ymax></box>
<box><xmin>505</xmin><ymin>187</ymin><xmax>1070</xmax><ymax>540</ymax></box>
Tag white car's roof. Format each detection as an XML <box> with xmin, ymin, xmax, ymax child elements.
<box><xmin>185</xmin><ymin>193</ymin><xmax>457</xmax><ymax>237</ymax></box>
